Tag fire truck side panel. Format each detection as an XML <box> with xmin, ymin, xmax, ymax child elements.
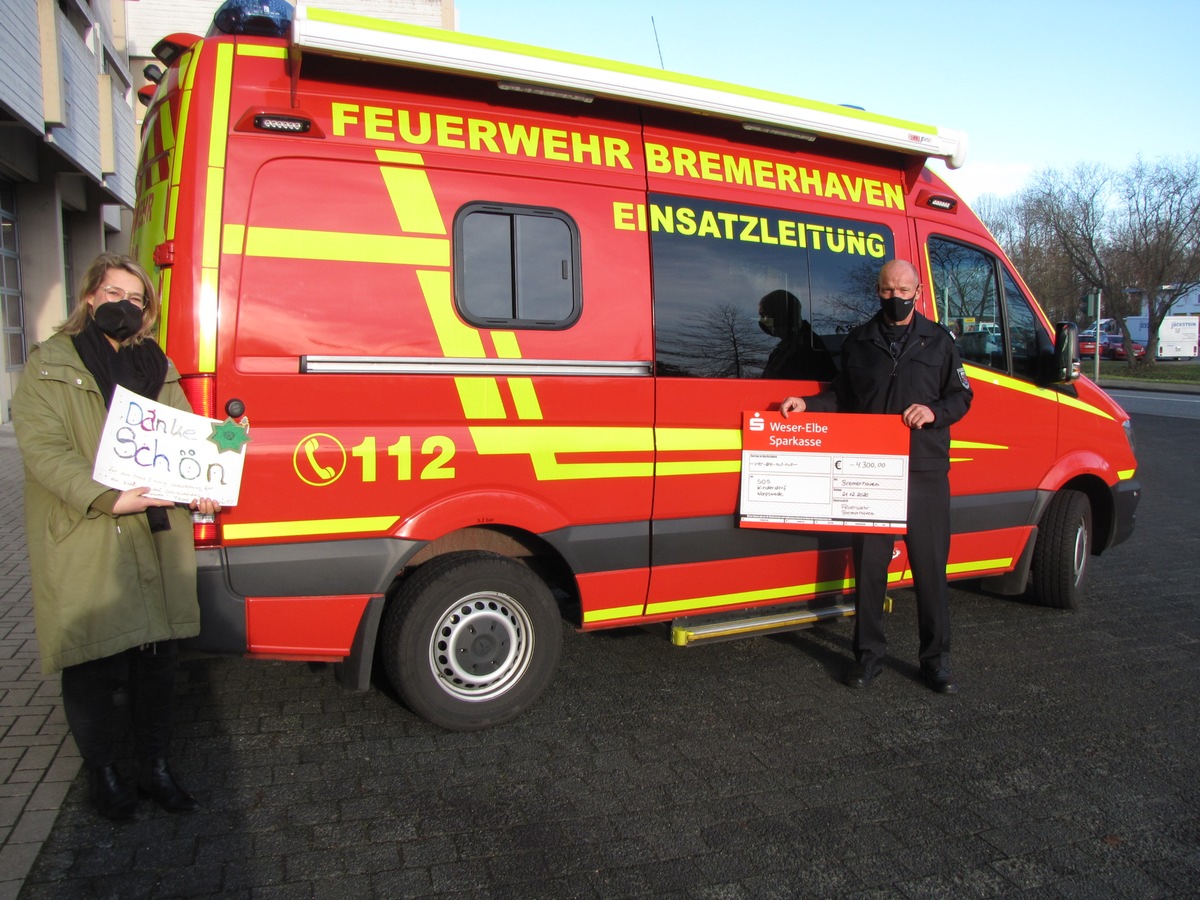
<box><xmin>209</xmin><ymin>45</ymin><xmax>658</xmax><ymax>634</ymax></box>
<box><xmin>129</xmin><ymin>8</ymin><xmax>1140</xmax><ymax>729</ymax></box>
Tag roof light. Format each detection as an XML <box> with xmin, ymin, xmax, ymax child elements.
<box><xmin>211</xmin><ymin>0</ymin><xmax>293</xmax><ymax>38</ymax></box>
<box><xmin>235</xmin><ymin>108</ymin><xmax>324</xmax><ymax>137</ymax></box>
<box><xmin>291</xmin><ymin>1</ymin><xmax>969</xmax><ymax>168</ymax></box>
<box><xmin>917</xmin><ymin>190</ymin><xmax>958</xmax><ymax>212</ymax></box>
<box><xmin>255</xmin><ymin>114</ymin><xmax>311</xmax><ymax>133</ymax></box>
<box><xmin>497</xmin><ymin>82</ymin><xmax>594</xmax><ymax>103</ymax></box>
<box><xmin>742</xmin><ymin>122</ymin><xmax>817</xmax><ymax>142</ymax></box>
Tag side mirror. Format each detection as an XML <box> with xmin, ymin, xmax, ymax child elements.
<box><xmin>1052</xmin><ymin>322</ymin><xmax>1080</xmax><ymax>384</ymax></box>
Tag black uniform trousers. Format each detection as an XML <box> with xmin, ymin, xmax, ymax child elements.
<box><xmin>60</xmin><ymin>641</ymin><xmax>180</xmax><ymax>769</ymax></box>
<box><xmin>851</xmin><ymin>469</ymin><xmax>951</xmax><ymax>672</ymax></box>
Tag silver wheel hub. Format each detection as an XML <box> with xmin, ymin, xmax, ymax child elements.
<box><xmin>1072</xmin><ymin>520</ymin><xmax>1088</xmax><ymax>585</ymax></box>
<box><xmin>428</xmin><ymin>592</ymin><xmax>534</xmax><ymax>702</ymax></box>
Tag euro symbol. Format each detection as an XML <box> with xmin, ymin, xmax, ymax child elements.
<box><xmin>834</xmin><ymin>459</ymin><xmax>843</xmax><ymax>470</ymax></box>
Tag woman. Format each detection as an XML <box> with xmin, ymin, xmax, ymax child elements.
<box><xmin>13</xmin><ymin>253</ymin><xmax>219</xmax><ymax>820</ymax></box>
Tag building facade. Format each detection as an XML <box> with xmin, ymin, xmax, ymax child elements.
<box><xmin>0</xmin><ymin>0</ymin><xmax>453</xmax><ymax>422</ymax></box>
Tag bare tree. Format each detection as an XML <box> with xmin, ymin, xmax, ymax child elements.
<box><xmin>976</xmin><ymin>190</ymin><xmax>1087</xmax><ymax>326</ymax></box>
<box><xmin>1032</xmin><ymin>157</ymin><xmax>1200</xmax><ymax>364</ymax></box>
<box><xmin>657</xmin><ymin>302</ymin><xmax>771</xmax><ymax>378</ymax></box>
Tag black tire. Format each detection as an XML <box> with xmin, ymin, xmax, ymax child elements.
<box><xmin>1029</xmin><ymin>489</ymin><xmax>1092</xmax><ymax>610</ymax></box>
<box><xmin>380</xmin><ymin>551</ymin><xmax>562</xmax><ymax>731</ymax></box>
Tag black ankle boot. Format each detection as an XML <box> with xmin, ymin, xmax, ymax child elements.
<box><xmin>88</xmin><ymin>764</ymin><xmax>136</xmax><ymax>821</ymax></box>
<box><xmin>138</xmin><ymin>758</ymin><xmax>199</xmax><ymax>813</ymax></box>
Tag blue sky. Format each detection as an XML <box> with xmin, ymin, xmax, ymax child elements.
<box><xmin>453</xmin><ymin>0</ymin><xmax>1199</xmax><ymax>203</ymax></box>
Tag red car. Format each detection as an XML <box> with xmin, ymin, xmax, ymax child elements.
<box><xmin>1104</xmin><ymin>335</ymin><xmax>1145</xmax><ymax>360</ymax></box>
<box><xmin>1079</xmin><ymin>333</ymin><xmax>1109</xmax><ymax>358</ymax></box>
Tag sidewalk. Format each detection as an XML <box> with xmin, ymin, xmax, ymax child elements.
<box><xmin>0</xmin><ymin>425</ymin><xmax>81</xmax><ymax>900</ymax></box>
<box><xmin>9</xmin><ymin>410</ymin><xmax>1196</xmax><ymax>898</ymax></box>
<box><xmin>1098</xmin><ymin>376</ymin><xmax>1200</xmax><ymax>394</ymax></box>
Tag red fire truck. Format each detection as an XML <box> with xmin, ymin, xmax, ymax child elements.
<box><xmin>131</xmin><ymin>0</ymin><xmax>1139</xmax><ymax>729</ymax></box>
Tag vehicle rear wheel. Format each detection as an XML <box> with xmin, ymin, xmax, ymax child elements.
<box><xmin>381</xmin><ymin>551</ymin><xmax>562</xmax><ymax>731</ymax></box>
<box><xmin>1029</xmin><ymin>489</ymin><xmax>1091</xmax><ymax>610</ymax></box>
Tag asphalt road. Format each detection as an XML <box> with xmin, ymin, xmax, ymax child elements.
<box><xmin>1106</xmin><ymin>388</ymin><xmax>1200</xmax><ymax>420</ymax></box>
<box><xmin>18</xmin><ymin>412</ymin><xmax>1200</xmax><ymax>898</ymax></box>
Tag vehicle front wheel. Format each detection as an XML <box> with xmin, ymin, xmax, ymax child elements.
<box><xmin>380</xmin><ymin>551</ymin><xmax>563</xmax><ymax>731</ymax></box>
<box><xmin>1028</xmin><ymin>489</ymin><xmax>1092</xmax><ymax>610</ymax></box>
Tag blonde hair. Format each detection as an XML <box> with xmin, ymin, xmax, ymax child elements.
<box><xmin>59</xmin><ymin>252</ymin><xmax>160</xmax><ymax>345</ymax></box>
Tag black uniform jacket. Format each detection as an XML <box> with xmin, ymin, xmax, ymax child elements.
<box><xmin>803</xmin><ymin>312</ymin><xmax>973</xmax><ymax>472</ymax></box>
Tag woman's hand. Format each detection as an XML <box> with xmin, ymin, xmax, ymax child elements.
<box><xmin>189</xmin><ymin>498</ymin><xmax>222</xmax><ymax>516</ymax></box>
<box><xmin>112</xmin><ymin>487</ymin><xmax>175</xmax><ymax>515</ymax></box>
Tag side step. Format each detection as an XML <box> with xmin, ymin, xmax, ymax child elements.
<box><xmin>670</xmin><ymin>600</ymin><xmax>857</xmax><ymax>647</ymax></box>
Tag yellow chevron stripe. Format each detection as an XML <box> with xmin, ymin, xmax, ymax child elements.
<box><xmin>378</xmin><ymin>165</ymin><xmax>446</xmax><ymax>234</ymax></box>
<box><xmin>456</xmin><ymin>378</ymin><xmax>506</xmax><ymax>419</ymax></box>
<box><xmin>508</xmin><ymin>378</ymin><xmax>543</xmax><ymax>420</ymax></box>
<box><xmin>419</xmin><ymin>270</ymin><xmax>484</xmax><ymax>357</ymax></box>
<box><xmin>223</xmin><ymin>515</ymin><xmax>401</xmax><ymax>541</ymax></box>
<box><xmin>237</xmin><ymin>44</ymin><xmax>287</xmax><ymax>58</ymax></box>
<box><xmin>583</xmin><ymin>604</ymin><xmax>646</xmax><ymax>624</ymax></box>
<box><xmin>645</xmin><ymin>575</ymin><xmax>856</xmax><ymax>617</ymax></box>
<box><xmin>657</xmin><ymin>427</ymin><xmax>741</xmax><ymax>451</ymax></box>
<box><xmin>242</xmin><ymin>227</ymin><xmax>450</xmax><ymax>266</ymax></box>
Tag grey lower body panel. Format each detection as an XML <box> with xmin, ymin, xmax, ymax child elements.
<box><xmin>186</xmin><ymin>488</ymin><xmax>1056</xmax><ymax>655</ymax></box>
<box><xmin>1110</xmin><ymin>478</ymin><xmax>1140</xmax><ymax>549</ymax></box>
<box><xmin>186</xmin><ymin>538</ymin><xmax>426</xmax><ymax>655</ymax></box>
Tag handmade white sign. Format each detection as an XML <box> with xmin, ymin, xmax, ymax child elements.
<box><xmin>92</xmin><ymin>385</ymin><xmax>248</xmax><ymax>506</ymax></box>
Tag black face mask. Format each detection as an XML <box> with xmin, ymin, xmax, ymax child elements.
<box><xmin>93</xmin><ymin>299</ymin><xmax>144</xmax><ymax>342</ymax></box>
<box><xmin>880</xmin><ymin>296</ymin><xmax>915</xmax><ymax>323</ymax></box>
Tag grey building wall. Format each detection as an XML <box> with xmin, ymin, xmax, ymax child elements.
<box><xmin>0</xmin><ymin>0</ymin><xmax>43</xmax><ymax>130</ymax></box>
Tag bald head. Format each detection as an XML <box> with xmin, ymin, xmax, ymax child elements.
<box><xmin>876</xmin><ymin>259</ymin><xmax>921</xmax><ymax>325</ymax></box>
<box><xmin>877</xmin><ymin>259</ymin><xmax>919</xmax><ymax>290</ymax></box>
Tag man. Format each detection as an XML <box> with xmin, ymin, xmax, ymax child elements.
<box><xmin>780</xmin><ymin>259</ymin><xmax>972</xmax><ymax>693</ymax></box>
<box><xmin>758</xmin><ymin>289</ymin><xmax>837</xmax><ymax>381</ymax></box>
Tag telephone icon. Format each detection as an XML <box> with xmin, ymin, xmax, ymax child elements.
<box><xmin>304</xmin><ymin>438</ymin><xmax>335</xmax><ymax>480</ymax></box>
<box><xmin>293</xmin><ymin>433</ymin><xmax>345</xmax><ymax>486</ymax></box>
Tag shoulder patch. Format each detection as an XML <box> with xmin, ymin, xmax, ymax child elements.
<box><xmin>957</xmin><ymin>366</ymin><xmax>970</xmax><ymax>390</ymax></box>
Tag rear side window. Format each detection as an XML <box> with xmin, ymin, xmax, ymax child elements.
<box><xmin>649</xmin><ymin>193</ymin><xmax>895</xmax><ymax>379</ymax></box>
<box><xmin>454</xmin><ymin>203</ymin><xmax>581</xmax><ymax>329</ymax></box>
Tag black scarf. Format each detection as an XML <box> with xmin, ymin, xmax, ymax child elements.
<box><xmin>73</xmin><ymin>320</ymin><xmax>172</xmax><ymax>532</ymax></box>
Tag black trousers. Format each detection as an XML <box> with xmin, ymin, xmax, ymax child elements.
<box><xmin>60</xmin><ymin>641</ymin><xmax>179</xmax><ymax>769</ymax></box>
<box><xmin>851</xmin><ymin>469</ymin><xmax>951</xmax><ymax>671</ymax></box>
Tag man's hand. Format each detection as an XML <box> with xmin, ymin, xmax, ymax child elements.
<box><xmin>902</xmin><ymin>404</ymin><xmax>935</xmax><ymax>429</ymax></box>
<box><xmin>780</xmin><ymin>397</ymin><xmax>807</xmax><ymax>418</ymax></box>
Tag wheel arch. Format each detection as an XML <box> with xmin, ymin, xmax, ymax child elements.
<box><xmin>1056</xmin><ymin>472</ymin><xmax>1117</xmax><ymax>555</ymax></box>
<box><xmin>337</xmin><ymin>524</ymin><xmax>577</xmax><ymax>693</ymax></box>
<box><xmin>399</xmin><ymin>524</ymin><xmax>579</xmax><ymax>615</ymax></box>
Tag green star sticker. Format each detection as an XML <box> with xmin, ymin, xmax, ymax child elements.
<box><xmin>208</xmin><ymin>418</ymin><xmax>251</xmax><ymax>454</ymax></box>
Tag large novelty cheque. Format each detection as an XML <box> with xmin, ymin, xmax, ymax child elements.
<box><xmin>739</xmin><ymin>411</ymin><xmax>908</xmax><ymax>533</ymax></box>
<box><xmin>92</xmin><ymin>385</ymin><xmax>248</xmax><ymax>506</ymax></box>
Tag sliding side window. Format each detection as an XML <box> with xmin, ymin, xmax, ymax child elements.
<box><xmin>454</xmin><ymin>203</ymin><xmax>581</xmax><ymax>329</ymax></box>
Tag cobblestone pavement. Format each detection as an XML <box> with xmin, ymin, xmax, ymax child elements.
<box><xmin>5</xmin><ymin>413</ymin><xmax>1200</xmax><ymax>898</ymax></box>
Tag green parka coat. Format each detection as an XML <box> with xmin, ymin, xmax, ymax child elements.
<box><xmin>13</xmin><ymin>331</ymin><xmax>200</xmax><ymax>674</ymax></box>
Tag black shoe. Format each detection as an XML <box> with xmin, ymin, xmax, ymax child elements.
<box><xmin>138</xmin><ymin>758</ymin><xmax>200</xmax><ymax>813</ymax></box>
<box><xmin>845</xmin><ymin>661</ymin><xmax>883</xmax><ymax>689</ymax></box>
<box><xmin>921</xmin><ymin>668</ymin><xmax>959</xmax><ymax>694</ymax></box>
<box><xmin>88</xmin><ymin>764</ymin><xmax>137</xmax><ymax>821</ymax></box>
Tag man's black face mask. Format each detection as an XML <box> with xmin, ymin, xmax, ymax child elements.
<box><xmin>880</xmin><ymin>296</ymin><xmax>915</xmax><ymax>323</ymax></box>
